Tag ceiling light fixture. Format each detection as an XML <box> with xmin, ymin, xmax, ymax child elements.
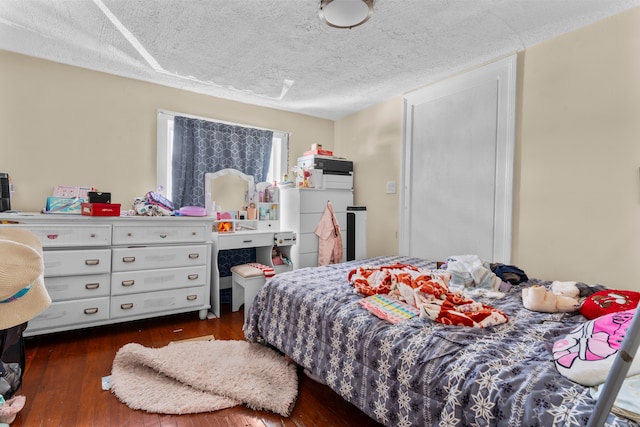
<box><xmin>319</xmin><ymin>0</ymin><xmax>373</xmax><ymax>29</ymax></box>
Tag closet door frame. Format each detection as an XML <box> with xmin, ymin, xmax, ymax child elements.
<box><xmin>400</xmin><ymin>54</ymin><xmax>517</xmax><ymax>263</ymax></box>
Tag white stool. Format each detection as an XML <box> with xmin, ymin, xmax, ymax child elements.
<box><xmin>231</xmin><ymin>264</ymin><xmax>267</xmax><ymax>318</ymax></box>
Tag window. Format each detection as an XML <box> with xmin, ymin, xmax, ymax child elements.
<box><xmin>156</xmin><ymin>110</ymin><xmax>288</xmax><ymax>199</ymax></box>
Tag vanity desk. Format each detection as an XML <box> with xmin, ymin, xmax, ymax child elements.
<box><xmin>204</xmin><ymin>168</ymin><xmax>295</xmax><ymax>317</ymax></box>
<box><xmin>0</xmin><ymin>213</ymin><xmax>212</xmax><ymax>336</ymax></box>
<box><xmin>210</xmin><ymin>226</ymin><xmax>295</xmax><ymax>317</ymax></box>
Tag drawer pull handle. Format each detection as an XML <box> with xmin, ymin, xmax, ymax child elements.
<box><xmin>188</xmin><ymin>274</ymin><xmax>199</xmax><ymax>280</ymax></box>
<box><xmin>85</xmin><ymin>259</ymin><xmax>100</xmax><ymax>266</ymax></box>
<box><xmin>46</xmin><ymin>234</ymin><xmax>59</xmax><ymax>240</ymax></box>
<box><xmin>242</xmin><ymin>240</ymin><xmax>253</xmax><ymax>243</ymax></box>
<box><xmin>121</xmin><ymin>280</ymin><xmax>135</xmax><ymax>287</ymax></box>
<box><xmin>188</xmin><ymin>253</ymin><xmax>200</xmax><ymax>259</ymax></box>
<box><xmin>120</xmin><ymin>303</ymin><xmax>134</xmax><ymax>310</ymax></box>
<box><xmin>84</xmin><ymin>308</ymin><xmax>99</xmax><ymax>315</ymax></box>
<box><xmin>122</xmin><ymin>256</ymin><xmax>136</xmax><ymax>263</ymax></box>
<box><xmin>85</xmin><ymin>283</ymin><xmax>100</xmax><ymax>290</ymax></box>
<box><xmin>90</xmin><ymin>233</ymin><xmax>96</xmax><ymax>238</ymax></box>
<box><xmin>186</xmin><ymin>294</ymin><xmax>198</xmax><ymax>301</ymax></box>
<box><xmin>159</xmin><ymin>234</ymin><xmax>167</xmax><ymax>239</ymax></box>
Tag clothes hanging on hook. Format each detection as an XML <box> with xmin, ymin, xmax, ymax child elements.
<box><xmin>314</xmin><ymin>200</ymin><xmax>343</xmax><ymax>266</ymax></box>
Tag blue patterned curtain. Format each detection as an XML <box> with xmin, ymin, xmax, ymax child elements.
<box><xmin>171</xmin><ymin>116</ymin><xmax>273</xmax><ymax>208</ymax></box>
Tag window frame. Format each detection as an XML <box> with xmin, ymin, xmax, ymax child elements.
<box><xmin>156</xmin><ymin>109</ymin><xmax>288</xmax><ymax>199</ymax></box>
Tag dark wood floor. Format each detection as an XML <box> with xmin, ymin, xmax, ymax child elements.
<box><xmin>12</xmin><ymin>304</ymin><xmax>384</xmax><ymax>427</ymax></box>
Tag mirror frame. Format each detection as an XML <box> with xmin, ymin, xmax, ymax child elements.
<box><xmin>204</xmin><ymin>168</ymin><xmax>256</xmax><ymax>215</ymax></box>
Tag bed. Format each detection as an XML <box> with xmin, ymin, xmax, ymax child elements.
<box><xmin>244</xmin><ymin>255</ymin><xmax>638</xmax><ymax>427</ymax></box>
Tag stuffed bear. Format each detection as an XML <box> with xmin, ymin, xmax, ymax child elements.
<box><xmin>551</xmin><ymin>280</ymin><xmax>607</xmax><ymax>298</ymax></box>
<box><xmin>522</xmin><ymin>285</ymin><xmax>580</xmax><ymax>313</ymax></box>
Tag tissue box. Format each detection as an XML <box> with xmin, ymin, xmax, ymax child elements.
<box><xmin>81</xmin><ymin>203</ymin><xmax>121</xmax><ymax>217</ymax></box>
<box><xmin>45</xmin><ymin>197</ymin><xmax>85</xmax><ymax>214</ymax></box>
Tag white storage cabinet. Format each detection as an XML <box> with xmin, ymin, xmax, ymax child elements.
<box><xmin>280</xmin><ymin>188</ymin><xmax>353</xmax><ymax>269</ymax></box>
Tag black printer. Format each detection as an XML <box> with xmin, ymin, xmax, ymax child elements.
<box><xmin>297</xmin><ymin>155</ymin><xmax>353</xmax><ymax>175</ymax></box>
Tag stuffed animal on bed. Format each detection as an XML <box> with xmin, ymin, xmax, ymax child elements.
<box><xmin>522</xmin><ymin>285</ymin><xmax>580</xmax><ymax>313</ymax></box>
<box><xmin>551</xmin><ymin>280</ymin><xmax>607</xmax><ymax>298</ymax></box>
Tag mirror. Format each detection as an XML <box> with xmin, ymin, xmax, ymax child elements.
<box><xmin>205</xmin><ymin>169</ymin><xmax>256</xmax><ymax>216</ymax></box>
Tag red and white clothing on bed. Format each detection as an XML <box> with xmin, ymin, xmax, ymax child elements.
<box><xmin>348</xmin><ymin>263</ymin><xmax>508</xmax><ymax>328</ymax></box>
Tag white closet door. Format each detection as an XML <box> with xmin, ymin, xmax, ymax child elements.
<box><xmin>400</xmin><ymin>55</ymin><xmax>516</xmax><ymax>263</ymax></box>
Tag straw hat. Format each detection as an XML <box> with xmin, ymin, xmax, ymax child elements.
<box><xmin>0</xmin><ymin>228</ymin><xmax>51</xmax><ymax>330</ymax></box>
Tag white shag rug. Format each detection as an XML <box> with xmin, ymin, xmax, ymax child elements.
<box><xmin>110</xmin><ymin>340</ymin><xmax>298</xmax><ymax>416</ymax></box>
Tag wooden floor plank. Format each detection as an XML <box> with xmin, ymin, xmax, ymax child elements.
<box><xmin>10</xmin><ymin>304</ymin><xmax>383</xmax><ymax>427</ymax></box>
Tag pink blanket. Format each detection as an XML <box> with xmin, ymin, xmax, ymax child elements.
<box><xmin>348</xmin><ymin>263</ymin><xmax>508</xmax><ymax>328</ymax></box>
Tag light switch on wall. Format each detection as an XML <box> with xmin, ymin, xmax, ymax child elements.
<box><xmin>386</xmin><ymin>181</ymin><xmax>397</xmax><ymax>194</ymax></box>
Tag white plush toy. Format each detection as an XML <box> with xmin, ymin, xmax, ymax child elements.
<box><xmin>522</xmin><ymin>285</ymin><xmax>580</xmax><ymax>313</ymax></box>
<box><xmin>551</xmin><ymin>281</ymin><xmax>580</xmax><ymax>298</ymax></box>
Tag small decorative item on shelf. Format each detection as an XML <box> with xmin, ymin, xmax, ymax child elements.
<box><xmin>44</xmin><ymin>197</ymin><xmax>85</xmax><ymax>214</ymax></box>
<box><xmin>247</xmin><ymin>202</ymin><xmax>257</xmax><ymax>220</ymax></box>
<box><xmin>217</xmin><ymin>221</ymin><xmax>233</xmax><ymax>232</ymax></box>
<box><xmin>290</xmin><ymin>165</ymin><xmax>313</xmax><ymax>188</ymax></box>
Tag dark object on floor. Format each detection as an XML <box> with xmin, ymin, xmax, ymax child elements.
<box><xmin>0</xmin><ymin>322</ymin><xmax>27</xmax><ymax>399</ymax></box>
<box><xmin>220</xmin><ymin>288</ymin><xmax>232</xmax><ymax>304</ymax></box>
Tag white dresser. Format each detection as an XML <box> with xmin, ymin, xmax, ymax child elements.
<box><xmin>280</xmin><ymin>188</ymin><xmax>353</xmax><ymax>269</ymax></box>
<box><xmin>0</xmin><ymin>213</ymin><xmax>212</xmax><ymax>336</ymax></box>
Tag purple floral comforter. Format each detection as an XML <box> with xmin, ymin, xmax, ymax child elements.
<box><xmin>244</xmin><ymin>256</ymin><xmax>637</xmax><ymax>427</ymax></box>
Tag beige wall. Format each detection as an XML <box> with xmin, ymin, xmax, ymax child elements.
<box><xmin>0</xmin><ymin>51</ymin><xmax>333</xmax><ymax>212</ymax></box>
<box><xmin>2</xmin><ymin>6</ymin><xmax>639</xmax><ymax>291</ymax></box>
<box><xmin>514</xmin><ymin>8</ymin><xmax>640</xmax><ymax>289</ymax></box>
<box><xmin>335</xmin><ymin>7</ymin><xmax>640</xmax><ymax>290</ymax></box>
<box><xmin>334</xmin><ymin>97</ymin><xmax>403</xmax><ymax>257</ymax></box>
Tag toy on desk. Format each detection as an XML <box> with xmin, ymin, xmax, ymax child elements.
<box><xmin>271</xmin><ymin>245</ymin><xmax>291</xmax><ymax>266</ymax></box>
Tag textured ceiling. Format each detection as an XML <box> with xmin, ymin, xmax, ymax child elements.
<box><xmin>1</xmin><ymin>0</ymin><xmax>639</xmax><ymax>120</ymax></box>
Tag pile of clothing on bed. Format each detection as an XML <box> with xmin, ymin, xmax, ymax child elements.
<box><xmin>348</xmin><ymin>260</ymin><xmax>514</xmax><ymax>328</ymax></box>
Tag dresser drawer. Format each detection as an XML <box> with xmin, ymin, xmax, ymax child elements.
<box><xmin>111</xmin><ymin>245</ymin><xmax>208</xmax><ymax>271</ymax></box>
<box><xmin>300</xmin><ymin>212</ymin><xmax>347</xmax><ymax>232</ymax></box>
<box><xmin>297</xmin><ymin>233</ymin><xmax>319</xmax><ymax>254</ymax></box>
<box><xmin>111</xmin><ymin>265</ymin><xmax>207</xmax><ymax>295</ymax></box>
<box><xmin>112</xmin><ymin>224</ymin><xmax>206</xmax><ymax>245</ymax></box>
<box><xmin>26</xmin><ymin>297</ymin><xmax>110</xmax><ymax>332</ymax></box>
<box><xmin>16</xmin><ymin>224</ymin><xmax>111</xmax><ymax>247</ymax></box>
<box><xmin>299</xmin><ymin>190</ymin><xmax>353</xmax><ymax>213</ymax></box>
<box><xmin>110</xmin><ymin>286</ymin><xmax>205</xmax><ymax>319</ymax></box>
<box><xmin>217</xmin><ymin>232</ymin><xmax>273</xmax><ymax>250</ymax></box>
<box><xmin>274</xmin><ymin>232</ymin><xmax>296</xmax><ymax>246</ymax></box>
<box><xmin>298</xmin><ymin>252</ymin><xmax>320</xmax><ymax>269</ymax></box>
<box><xmin>298</xmin><ymin>231</ymin><xmax>347</xmax><ymax>254</ymax></box>
<box><xmin>45</xmin><ymin>273</ymin><xmax>111</xmax><ymax>301</ymax></box>
<box><xmin>44</xmin><ymin>249</ymin><xmax>112</xmax><ymax>277</ymax></box>
<box><xmin>297</xmin><ymin>251</ymin><xmax>347</xmax><ymax>269</ymax></box>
